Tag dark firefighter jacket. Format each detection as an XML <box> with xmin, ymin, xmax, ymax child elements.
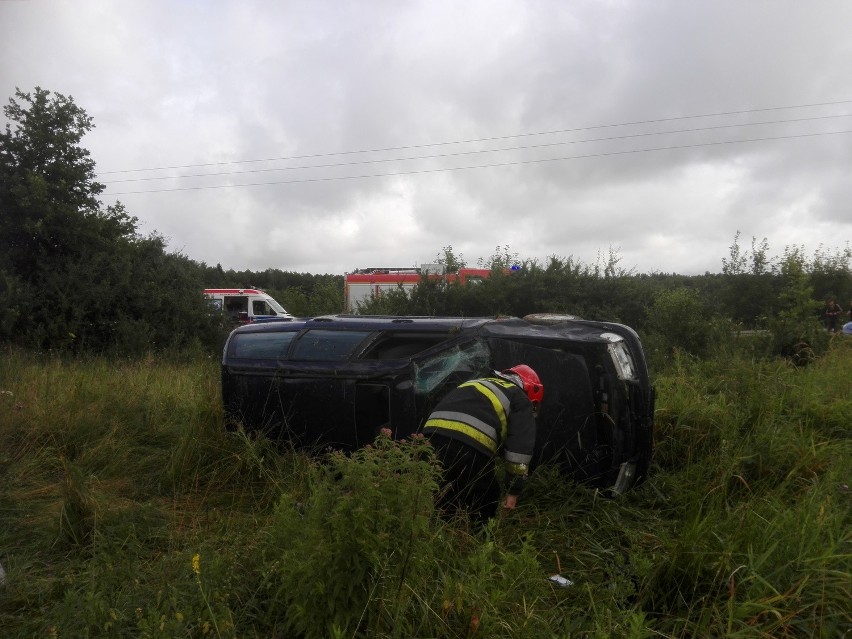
<box><xmin>422</xmin><ymin>376</ymin><xmax>537</xmax><ymax>495</ymax></box>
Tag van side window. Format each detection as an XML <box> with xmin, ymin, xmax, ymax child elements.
<box><xmin>224</xmin><ymin>296</ymin><xmax>248</xmax><ymax>321</ymax></box>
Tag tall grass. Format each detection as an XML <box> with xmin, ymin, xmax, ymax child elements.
<box><xmin>0</xmin><ymin>340</ymin><xmax>849</xmax><ymax>638</ymax></box>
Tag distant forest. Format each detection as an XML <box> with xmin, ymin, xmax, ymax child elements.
<box><xmin>3</xmin><ymin>87</ymin><xmax>850</xmax><ymax>360</ymax></box>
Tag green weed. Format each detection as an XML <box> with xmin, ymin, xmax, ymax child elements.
<box><xmin>0</xmin><ymin>345</ymin><xmax>849</xmax><ymax>638</ymax></box>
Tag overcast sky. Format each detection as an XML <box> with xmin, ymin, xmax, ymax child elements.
<box><xmin>2</xmin><ymin>1</ymin><xmax>851</xmax><ymax>275</ymax></box>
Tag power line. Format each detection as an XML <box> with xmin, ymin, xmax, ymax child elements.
<box><xmin>96</xmin><ymin>99</ymin><xmax>852</xmax><ymax>176</ymax></box>
<box><xmin>100</xmin><ymin>112</ymin><xmax>852</xmax><ymax>184</ymax></box>
<box><xmin>102</xmin><ymin>128</ymin><xmax>852</xmax><ymax>196</ymax></box>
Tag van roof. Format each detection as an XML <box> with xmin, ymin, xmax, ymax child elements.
<box><xmin>204</xmin><ymin>288</ymin><xmax>266</xmax><ymax>296</ymax></box>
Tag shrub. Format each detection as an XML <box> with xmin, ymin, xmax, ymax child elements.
<box><xmin>262</xmin><ymin>431</ymin><xmax>441</xmax><ymax>638</ymax></box>
<box><xmin>644</xmin><ymin>287</ymin><xmax>715</xmax><ymax>368</ymax></box>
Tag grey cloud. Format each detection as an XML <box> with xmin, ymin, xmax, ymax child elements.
<box><xmin>2</xmin><ymin>0</ymin><xmax>850</xmax><ymax>276</ymax></box>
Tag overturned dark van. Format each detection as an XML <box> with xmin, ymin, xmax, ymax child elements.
<box><xmin>221</xmin><ymin>314</ymin><xmax>655</xmax><ymax>493</ymax></box>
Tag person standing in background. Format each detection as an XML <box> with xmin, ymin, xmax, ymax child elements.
<box><xmin>825</xmin><ymin>298</ymin><xmax>842</xmax><ymax>332</ymax></box>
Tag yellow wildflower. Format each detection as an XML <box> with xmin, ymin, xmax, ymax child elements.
<box><xmin>192</xmin><ymin>553</ymin><xmax>201</xmax><ymax>575</ymax></box>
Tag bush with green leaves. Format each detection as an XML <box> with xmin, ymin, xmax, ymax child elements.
<box><xmin>262</xmin><ymin>431</ymin><xmax>442</xmax><ymax>638</ymax></box>
<box><xmin>260</xmin><ymin>430</ymin><xmax>566</xmax><ymax>638</ymax></box>
<box><xmin>643</xmin><ymin>286</ymin><xmax>718</xmax><ymax>369</ymax></box>
<box><xmin>767</xmin><ymin>248</ymin><xmax>831</xmax><ymax>363</ymax></box>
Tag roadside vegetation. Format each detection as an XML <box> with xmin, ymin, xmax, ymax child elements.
<box><xmin>2</xmin><ymin>86</ymin><xmax>851</xmax><ymax>637</ymax></box>
<box><xmin>1</xmin><ymin>337</ymin><xmax>850</xmax><ymax>638</ymax></box>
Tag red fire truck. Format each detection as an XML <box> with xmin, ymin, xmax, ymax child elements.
<box><xmin>343</xmin><ymin>265</ymin><xmax>493</xmax><ymax>313</ymax></box>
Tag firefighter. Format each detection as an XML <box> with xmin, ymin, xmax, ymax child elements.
<box><xmin>422</xmin><ymin>364</ymin><xmax>544</xmax><ymax>522</ymax></box>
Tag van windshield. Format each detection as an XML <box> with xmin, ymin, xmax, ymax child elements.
<box><xmin>265</xmin><ymin>297</ymin><xmax>289</xmax><ymax>315</ymax></box>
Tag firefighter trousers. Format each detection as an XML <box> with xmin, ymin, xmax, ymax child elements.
<box><xmin>427</xmin><ymin>433</ymin><xmax>499</xmax><ymax>522</ymax></box>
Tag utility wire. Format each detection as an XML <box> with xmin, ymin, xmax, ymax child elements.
<box><xmin>100</xmin><ymin>113</ymin><xmax>852</xmax><ymax>184</ymax></box>
<box><xmin>97</xmin><ymin>99</ymin><xmax>852</xmax><ymax>176</ymax></box>
<box><xmin>102</xmin><ymin>128</ymin><xmax>852</xmax><ymax>196</ymax></box>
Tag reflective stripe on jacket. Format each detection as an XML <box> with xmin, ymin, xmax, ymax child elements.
<box><xmin>422</xmin><ymin>376</ymin><xmax>536</xmax><ymax>493</ymax></box>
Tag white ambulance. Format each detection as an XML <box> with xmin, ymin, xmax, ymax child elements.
<box><xmin>204</xmin><ymin>288</ymin><xmax>293</xmax><ymax>324</ymax></box>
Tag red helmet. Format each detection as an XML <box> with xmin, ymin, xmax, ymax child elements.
<box><xmin>503</xmin><ymin>364</ymin><xmax>544</xmax><ymax>409</ymax></box>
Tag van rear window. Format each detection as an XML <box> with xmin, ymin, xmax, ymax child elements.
<box><xmin>230</xmin><ymin>332</ymin><xmax>297</xmax><ymax>359</ymax></box>
<box><xmin>291</xmin><ymin>330</ymin><xmax>372</xmax><ymax>361</ymax></box>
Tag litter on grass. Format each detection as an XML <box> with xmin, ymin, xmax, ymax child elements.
<box><xmin>548</xmin><ymin>574</ymin><xmax>574</xmax><ymax>588</ymax></box>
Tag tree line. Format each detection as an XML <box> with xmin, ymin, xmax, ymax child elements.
<box><xmin>0</xmin><ymin>88</ymin><xmax>342</xmax><ymax>355</ymax></box>
<box><xmin>357</xmin><ymin>239</ymin><xmax>850</xmax><ymax>367</ymax></box>
<box><xmin>2</xmin><ymin>88</ymin><xmax>850</xmax><ymax>361</ymax></box>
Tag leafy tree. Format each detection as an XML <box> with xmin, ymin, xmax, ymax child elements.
<box><xmin>477</xmin><ymin>244</ymin><xmax>519</xmax><ymax>270</ymax></box>
<box><xmin>749</xmin><ymin>236</ymin><xmax>771</xmax><ymax>276</ymax></box>
<box><xmin>592</xmin><ymin>245</ymin><xmax>635</xmax><ymax>279</ymax></box>
<box><xmin>0</xmin><ymin>87</ymin><xmax>216</xmax><ymax>354</ymax></box>
<box><xmin>355</xmin><ymin>285</ymin><xmax>413</xmax><ymax>315</ymax></box>
<box><xmin>0</xmin><ymin>272</ymin><xmax>22</xmax><ymax>339</ymax></box>
<box><xmin>279</xmin><ymin>278</ymin><xmax>344</xmax><ymax>316</ymax></box>
<box><xmin>278</xmin><ymin>288</ymin><xmax>310</xmax><ymax>316</ymax></box>
<box><xmin>719</xmin><ymin>232</ymin><xmax>780</xmax><ymax>326</ymax></box>
<box><xmin>644</xmin><ymin>287</ymin><xmax>711</xmax><ymax>362</ymax></box>
<box><xmin>808</xmin><ymin>243</ymin><xmax>852</xmax><ymax>306</ymax></box>
<box><xmin>0</xmin><ymin>88</ymin><xmax>133</xmax><ymax>275</ymax></box>
<box><xmin>768</xmin><ymin>247</ymin><xmax>828</xmax><ymax>362</ymax></box>
<box><xmin>721</xmin><ymin>231</ymin><xmax>749</xmax><ymax>276</ymax></box>
<box><xmin>433</xmin><ymin>244</ymin><xmax>466</xmax><ymax>273</ymax></box>
<box><xmin>307</xmin><ymin>279</ymin><xmax>344</xmax><ymax>315</ymax></box>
